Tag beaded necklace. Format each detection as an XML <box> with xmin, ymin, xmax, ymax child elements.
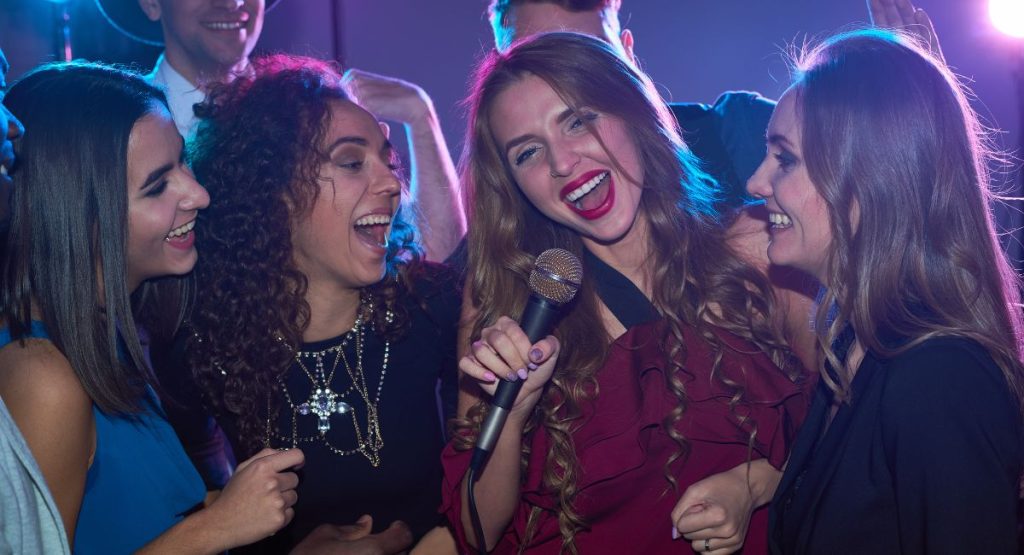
<box><xmin>266</xmin><ymin>298</ymin><xmax>392</xmax><ymax>467</ymax></box>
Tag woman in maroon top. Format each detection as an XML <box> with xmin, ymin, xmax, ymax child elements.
<box><xmin>444</xmin><ymin>33</ymin><xmax>810</xmax><ymax>554</ymax></box>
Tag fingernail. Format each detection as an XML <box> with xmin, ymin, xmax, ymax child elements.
<box><xmin>527</xmin><ymin>362</ymin><xmax>538</xmax><ymax>371</ymax></box>
<box><xmin>671</xmin><ymin>526</ymin><xmax>679</xmax><ymax>540</ymax></box>
<box><xmin>529</xmin><ymin>348</ymin><xmax>543</xmax><ymax>362</ymax></box>
<box><xmin>517</xmin><ymin>368</ymin><xmax>528</xmax><ymax>380</ymax></box>
<box><xmin>506</xmin><ymin>371</ymin><xmax>516</xmax><ymax>381</ymax></box>
<box><xmin>482</xmin><ymin>371</ymin><xmax>496</xmax><ymax>382</ymax></box>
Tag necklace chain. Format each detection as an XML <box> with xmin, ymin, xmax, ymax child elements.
<box><xmin>266</xmin><ymin>299</ymin><xmax>393</xmax><ymax>467</ymax></box>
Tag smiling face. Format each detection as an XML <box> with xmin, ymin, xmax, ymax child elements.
<box><xmin>291</xmin><ymin>99</ymin><xmax>402</xmax><ymax>292</ymax></box>
<box><xmin>125</xmin><ymin>106</ymin><xmax>210</xmax><ymax>291</ymax></box>
<box><xmin>0</xmin><ymin>48</ymin><xmax>25</xmax><ymax>207</ymax></box>
<box><xmin>746</xmin><ymin>88</ymin><xmax>833</xmax><ymax>283</ymax></box>
<box><xmin>489</xmin><ymin>74</ymin><xmax>645</xmax><ymax>251</ymax></box>
<box><xmin>142</xmin><ymin>0</ymin><xmax>264</xmax><ymax>81</ymax></box>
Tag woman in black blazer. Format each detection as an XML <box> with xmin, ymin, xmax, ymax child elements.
<box><xmin>746</xmin><ymin>29</ymin><xmax>1024</xmax><ymax>553</ymax></box>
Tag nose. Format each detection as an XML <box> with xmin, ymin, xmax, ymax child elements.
<box><xmin>746</xmin><ymin>154</ymin><xmax>772</xmax><ymax>200</ymax></box>
<box><xmin>547</xmin><ymin>140</ymin><xmax>580</xmax><ymax>179</ymax></box>
<box><xmin>180</xmin><ymin>174</ymin><xmax>210</xmax><ymax>211</ymax></box>
<box><xmin>4</xmin><ymin>107</ymin><xmax>23</xmax><ymax>141</ymax></box>
<box><xmin>371</xmin><ymin>167</ymin><xmax>402</xmax><ymax>198</ymax></box>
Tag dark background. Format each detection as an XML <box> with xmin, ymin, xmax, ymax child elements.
<box><xmin>2</xmin><ymin>0</ymin><xmax>1021</xmax><ymax>260</ymax></box>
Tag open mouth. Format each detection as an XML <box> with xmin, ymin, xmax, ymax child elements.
<box><xmin>561</xmin><ymin>170</ymin><xmax>614</xmax><ymax>219</ymax></box>
<box><xmin>768</xmin><ymin>211</ymin><xmax>793</xmax><ymax>229</ymax></box>
<box><xmin>353</xmin><ymin>213</ymin><xmax>391</xmax><ymax>250</ymax></box>
<box><xmin>165</xmin><ymin>219</ymin><xmax>196</xmax><ymax>243</ymax></box>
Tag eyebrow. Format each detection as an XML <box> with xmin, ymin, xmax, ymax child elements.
<box><xmin>140</xmin><ymin>162</ymin><xmax>174</xmax><ymax>191</ymax></box>
<box><xmin>502</xmin><ymin>107</ymin><xmax>576</xmax><ymax>155</ymax></box>
<box><xmin>327</xmin><ymin>136</ymin><xmax>369</xmax><ymax>152</ymax></box>
<box><xmin>767</xmin><ymin>133</ymin><xmax>795</xmax><ymax>149</ymax></box>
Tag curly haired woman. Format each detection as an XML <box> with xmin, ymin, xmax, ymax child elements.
<box><xmin>154</xmin><ymin>55</ymin><xmax>460</xmax><ymax>553</ymax></box>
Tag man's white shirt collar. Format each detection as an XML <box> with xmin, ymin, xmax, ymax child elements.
<box><xmin>146</xmin><ymin>54</ymin><xmax>205</xmax><ymax>140</ymax></box>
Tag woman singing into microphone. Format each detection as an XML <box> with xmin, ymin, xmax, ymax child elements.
<box><xmin>445</xmin><ymin>33</ymin><xmax>811</xmax><ymax>554</ymax></box>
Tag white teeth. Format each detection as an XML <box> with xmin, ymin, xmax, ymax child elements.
<box><xmin>0</xmin><ymin>166</ymin><xmax>7</xmax><ymax>177</ymax></box>
<box><xmin>564</xmin><ymin>172</ymin><xmax>609</xmax><ymax>203</ymax></box>
<box><xmin>769</xmin><ymin>212</ymin><xmax>793</xmax><ymax>227</ymax></box>
<box><xmin>166</xmin><ymin>219</ymin><xmax>196</xmax><ymax>240</ymax></box>
<box><xmin>204</xmin><ymin>22</ymin><xmax>244</xmax><ymax>30</ymax></box>
<box><xmin>354</xmin><ymin>214</ymin><xmax>392</xmax><ymax>227</ymax></box>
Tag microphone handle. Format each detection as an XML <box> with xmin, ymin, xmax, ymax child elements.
<box><xmin>471</xmin><ymin>294</ymin><xmax>561</xmax><ymax>469</ymax></box>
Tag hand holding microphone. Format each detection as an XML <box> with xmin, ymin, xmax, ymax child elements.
<box><xmin>459</xmin><ymin>248</ymin><xmax>582</xmax><ymax>471</ymax></box>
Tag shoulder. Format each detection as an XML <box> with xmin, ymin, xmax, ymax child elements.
<box><xmin>878</xmin><ymin>337</ymin><xmax>1019</xmax><ymax>426</ymax></box>
<box><xmin>882</xmin><ymin>337</ymin><xmax>1007</xmax><ymax>393</ymax></box>
<box><xmin>710</xmin><ymin>91</ymin><xmax>777</xmax><ymax>118</ymax></box>
<box><xmin>400</xmin><ymin>260</ymin><xmax>462</xmax><ymax>316</ymax></box>
<box><xmin>0</xmin><ymin>338</ymin><xmax>93</xmax><ymax>436</ymax></box>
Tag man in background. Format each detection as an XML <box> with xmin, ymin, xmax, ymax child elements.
<box><xmin>97</xmin><ymin>0</ymin><xmax>465</xmax><ymax>261</ymax></box>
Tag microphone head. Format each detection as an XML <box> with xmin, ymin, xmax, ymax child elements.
<box><xmin>529</xmin><ymin>248</ymin><xmax>583</xmax><ymax>305</ymax></box>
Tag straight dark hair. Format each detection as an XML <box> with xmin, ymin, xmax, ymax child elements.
<box><xmin>1</xmin><ymin>62</ymin><xmax>169</xmax><ymax>414</ymax></box>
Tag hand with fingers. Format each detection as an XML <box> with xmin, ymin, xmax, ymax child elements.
<box><xmin>205</xmin><ymin>447</ymin><xmax>304</xmax><ymax>547</ymax></box>
<box><xmin>868</xmin><ymin>0</ymin><xmax>944</xmax><ymax>62</ymax></box>
<box><xmin>459</xmin><ymin>315</ymin><xmax>560</xmax><ymax>418</ymax></box>
<box><xmin>341</xmin><ymin>68</ymin><xmax>436</xmax><ymax>127</ymax></box>
<box><xmin>671</xmin><ymin>460</ymin><xmax>781</xmax><ymax>554</ymax></box>
<box><xmin>289</xmin><ymin>515</ymin><xmax>414</xmax><ymax>555</ymax></box>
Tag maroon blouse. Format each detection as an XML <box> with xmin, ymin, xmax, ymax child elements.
<box><xmin>441</xmin><ymin>320</ymin><xmax>810</xmax><ymax>554</ymax></box>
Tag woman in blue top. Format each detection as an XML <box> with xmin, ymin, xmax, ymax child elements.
<box><xmin>0</xmin><ymin>62</ymin><xmax>303</xmax><ymax>554</ymax></box>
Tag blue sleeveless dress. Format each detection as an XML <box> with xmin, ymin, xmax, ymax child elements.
<box><xmin>0</xmin><ymin>323</ymin><xmax>205</xmax><ymax>554</ymax></box>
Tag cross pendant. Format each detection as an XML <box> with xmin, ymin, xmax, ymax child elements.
<box><xmin>297</xmin><ymin>387</ymin><xmax>351</xmax><ymax>434</ymax></box>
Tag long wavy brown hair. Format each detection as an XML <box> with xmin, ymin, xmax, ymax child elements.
<box><xmin>184</xmin><ymin>55</ymin><xmax>419</xmax><ymax>456</ymax></box>
<box><xmin>452</xmin><ymin>33</ymin><xmax>792</xmax><ymax>551</ymax></box>
<box><xmin>791</xmin><ymin>30</ymin><xmax>1024</xmax><ymax>408</ymax></box>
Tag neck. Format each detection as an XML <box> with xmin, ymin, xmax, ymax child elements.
<box><xmin>582</xmin><ymin>215</ymin><xmax>652</xmax><ymax>297</ymax></box>
<box><xmin>303</xmin><ymin>278</ymin><xmax>362</xmax><ymax>343</ymax></box>
<box><xmin>162</xmin><ymin>48</ymin><xmax>248</xmax><ymax>89</ymax></box>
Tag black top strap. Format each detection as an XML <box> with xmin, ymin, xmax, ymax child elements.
<box><xmin>583</xmin><ymin>249</ymin><xmax>658</xmax><ymax>329</ymax></box>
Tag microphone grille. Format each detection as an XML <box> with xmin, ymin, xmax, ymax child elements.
<box><xmin>529</xmin><ymin>248</ymin><xmax>583</xmax><ymax>305</ymax></box>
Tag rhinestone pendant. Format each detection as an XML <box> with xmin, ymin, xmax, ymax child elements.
<box><xmin>297</xmin><ymin>388</ymin><xmax>351</xmax><ymax>434</ymax></box>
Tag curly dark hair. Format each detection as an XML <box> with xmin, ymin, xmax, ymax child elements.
<box><xmin>185</xmin><ymin>55</ymin><xmax>420</xmax><ymax>456</ymax></box>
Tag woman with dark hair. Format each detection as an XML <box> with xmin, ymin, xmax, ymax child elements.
<box><xmin>446</xmin><ymin>33</ymin><xmax>809</xmax><ymax>554</ymax></box>
<box><xmin>161</xmin><ymin>54</ymin><xmax>459</xmax><ymax>553</ymax></box>
<box><xmin>0</xmin><ymin>62</ymin><xmax>302</xmax><ymax>554</ymax></box>
<box><xmin>747</xmin><ymin>30</ymin><xmax>1024</xmax><ymax>553</ymax></box>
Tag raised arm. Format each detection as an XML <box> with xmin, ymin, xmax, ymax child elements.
<box><xmin>457</xmin><ymin>316</ymin><xmax>560</xmax><ymax>550</ymax></box>
<box><xmin>868</xmin><ymin>0</ymin><xmax>944</xmax><ymax>62</ymax></box>
<box><xmin>342</xmin><ymin>69</ymin><xmax>465</xmax><ymax>261</ymax></box>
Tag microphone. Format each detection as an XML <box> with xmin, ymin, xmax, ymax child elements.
<box><xmin>470</xmin><ymin>248</ymin><xmax>583</xmax><ymax>471</ymax></box>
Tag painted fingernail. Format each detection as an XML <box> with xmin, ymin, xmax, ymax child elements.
<box><xmin>517</xmin><ymin>368</ymin><xmax>528</xmax><ymax>380</ymax></box>
<box><xmin>482</xmin><ymin>371</ymin><xmax>496</xmax><ymax>383</ymax></box>
<box><xmin>529</xmin><ymin>348</ymin><xmax>543</xmax><ymax>362</ymax></box>
<box><xmin>671</xmin><ymin>526</ymin><xmax>679</xmax><ymax>540</ymax></box>
<box><xmin>506</xmin><ymin>371</ymin><xmax>516</xmax><ymax>381</ymax></box>
<box><xmin>527</xmin><ymin>362</ymin><xmax>539</xmax><ymax>371</ymax></box>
